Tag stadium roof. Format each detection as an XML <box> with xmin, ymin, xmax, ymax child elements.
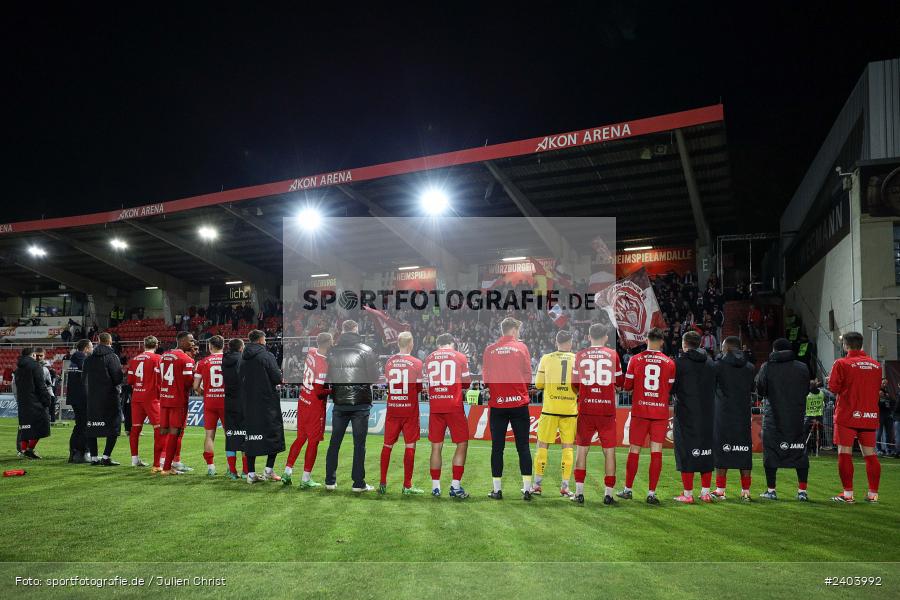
<box><xmin>0</xmin><ymin>105</ymin><xmax>732</xmax><ymax>295</ymax></box>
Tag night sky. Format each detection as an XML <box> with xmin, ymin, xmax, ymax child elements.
<box><xmin>6</xmin><ymin>3</ymin><xmax>899</xmax><ymax>230</ymax></box>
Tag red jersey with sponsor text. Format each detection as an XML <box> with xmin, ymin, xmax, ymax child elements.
<box><xmin>158</xmin><ymin>349</ymin><xmax>195</xmax><ymax>408</ymax></box>
<box><xmin>624</xmin><ymin>349</ymin><xmax>675</xmax><ymax>419</ymax></box>
<box><xmin>384</xmin><ymin>354</ymin><xmax>423</xmax><ymax>418</ymax></box>
<box><xmin>572</xmin><ymin>345</ymin><xmax>623</xmax><ymax>416</ymax></box>
<box><xmin>300</xmin><ymin>349</ymin><xmax>330</xmax><ymax>409</ymax></box>
<box><xmin>127</xmin><ymin>351</ymin><xmax>161</xmax><ymax>404</ymax></box>
<box><xmin>829</xmin><ymin>349</ymin><xmax>881</xmax><ymax>430</ymax></box>
<box><xmin>482</xmin><ymin>335</ymin><xmax>532</xmax><ymax>408</ymax></box>
<box><xmin>424</xmin><ymin>349</ymin><xmax>470</xmax><ymax>413</ymax></box>
<box><xmin>195</xmin><ymin>353</ymin><xmax>225</xmax><ymax>410</ymax></box>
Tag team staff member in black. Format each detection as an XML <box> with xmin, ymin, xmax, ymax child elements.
<box><xmin>15</xmin><ymin>347</ymin><xmax>54</xmax><ymax>458</ymax></box>
<box><xmin>712</xmin><ymin>336</ymin><xmax>756</xmax><ymax>501</ymax></box>
<box><xmin>84</xmin><ymin>332</ymin><xmax>124</xmax><ymax>466</ymax></box>
<box><xmin>67</xmin><ymin>339</ymin><xmax>93</xmax><ymax>463</ymax></box>
<box><xmin>222</xmin><ymin>337</ymin><xmax>247</xmax><ymax>479</ymax></box>
<box><xmin>241</xmin><ymin>329</ymin><xmax>286</xmax><ymax>483</ymax></box>
<box><xmin>755</xmin><ymin>338</ymin><xmax>811</xmax><ymax>500</ymax></box>
<box><xmin>672</xmin><ymin>330</ymin><xmax>716</xmax><ymax>503</ymax></box>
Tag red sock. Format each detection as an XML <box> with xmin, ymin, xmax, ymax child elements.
<box><xmin>649</xmin><ymin>452</ymin><xmax>662</xmax><ymax>492</ymax></box>
<box><xmin>286</xmin><ymin>432</ymin><xmax>307</xmax><ymax>469</ymax></box>
<box><xmin>203</xmin><ymin>451</ymin><xmax>214</xmax><ymax>465</ymax></box>
<box><xmin>838</xmin><ymin>452</ymin><xmax>854</xmax><ymax>491</ymax></box>
<box><xmin>241</xmin><ymin>454</ymin><xmax>248</xmax><ymax>474</ymax></box>
<box><xmin>153</xmin><ymin>429</ymin><xmax>163</xmax><ymax>468</ymax></box>
<box><xmin>864</xmin><ymin>454</ymin><xmax>881</xmax><ymax>493</ymax></box>
<box><xmin>430</xmin><ymin>468</ymin><xmax>441</xmax><ymax>482</ymax></box>
<box><xmin>716</xmin><ymin>473</ymin><xmax>727</xmax><ymax>489</ymax></box>
<box><xmin>226</xmin><ymin>454</ymin><xmax>237</xmax><ymax>474</ymax></box>
<box><xmin>174</xmin><ymin>430</ymin><xmax>184</xmax><ymax>462</ymax></box>
<box><xmin>798</xmin><ymin>481</ymin><xmax>808</xmax><ymax>491</ymax></box>
<box><xmin>163</xmin><ymin>434</ymin><xmax>178</xmax><ymax>471</ymax></box>
<box><xmin>129</xmin><ymin>425</ymin><xmax>142</xmax><ymax>456</ymax></box>
<box><xmin>681</xmin><ymin>471</ymin><xmax>695</xmax><ymax>491</ymax></box>
<box><xmin>700</xmin><ymin>471</ymin><xmax>712</xmax><ymax>489</ymax></box>
<box><xmin>574</xmin><ymin>468</ymin><xmax>586</xmax><ymax>483</ymax></box>
<box><xmin>304</xmin><ymin>440</ymin><xmax>319</xmax><ymax>473</ymax></box>
<box><xmin>604</xmin><ymin>475</ymin><xmax>616</xmax><ymax>488</ymax></box>
<box><xmin>403</xmin><ymin>447</ymin><xmax>415</xmax><ymax>488</ymax></box>
<box><xmin>452</xmin><ymin>465</ymin><xmax>464</xmax><ymax>483</ymax></box>
<box><xmin>625</xmin><ymin>452</ymin><xmax>639</xmax><ymax>488</ymax></box>
<box><xmin>380</xmin><ymin>445</ymin><xmax>392</xmax><ymax>485</ymax></box>
<box><xmin>20</xmin><ymin>440</ymin><xmax>27</xmax><ymax>452</ymax></box>
<box><xmin>740</xmin><ymin>474</ymin><xmax>751</xmax><ymax>491</ymax></box>
<box><xmin>28</xmin><ymin>439</ymin><xmax>38</xmax><ymax>450</ymax></box>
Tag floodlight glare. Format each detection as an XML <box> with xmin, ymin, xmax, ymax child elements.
<box><xmin>198</xmin><ymin>225</ymin><xmax>218</xmax><ymax>241</ymax></box>
<box><xmin>397</xmin><ymin>266</ymin><xmax>420</xmax><ymax>271</ymax></box>
<box><xmin>110</xmin><ymin>238</ymin><xmax>128</xmax><ymax>250</ymax></box>
<box><xmin>310</xmin><ymin>273</ymin><xmax>331</xmax><ymax>278</ymax></box>
<box><xmin>501</xmin><ymin>256</ymin><xmax>526</xmax><ymax>262</ymax></box>
<box><xmin>623</xmin><ymin>245</ymin><xmax>653</xmax><ymax>252</ymax></box>
<box><xmin>27</xmin><ymin>245</ymin><xmax>47</xmax><ymax>258</ymax></box>
<box><xmin>297</xmin><ymin>207</ymin><xmax>322</xmax><ymax>231</ymax></box>
<box><xmin>225</xmin><ymin>280</ymin><xmax>242</xmax><ymax>285</ymax></box>
<box><xmin>145</xmin><ymin>286</ymin><xmax>159</xmax><ymax>290</ymax></box>
<box><xmin>420</xmin><ymin>188</ymin><xmax>449</xmax><ymax>215</ymax></box>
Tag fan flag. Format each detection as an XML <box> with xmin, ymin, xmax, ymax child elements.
<box><xmin>548</xmin><ymin>303</ymin><xmax>569</xmax><ymax>328</ymax></box>
<box><xmin>594</xmin><ymin>266</ymin><xmax>666</xmax><ymax>349</ymax></box>
<box><xmin>362</xmin><ymin>305</ymin><xmax>409</xmax><ymax>344</ymax></box>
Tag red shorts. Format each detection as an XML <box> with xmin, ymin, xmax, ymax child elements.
<box><xmin>384</xmin><ymin>416</ymin><xmax>421</xmax><ymax>445</ymax></box>
<box><xmin>160</xmin><ymin>405</ymin><xmax>187</xmax><ymax>430</ymax></box>
<box><xmin>298</xmin><ymin>405</ymin><xmax>326</xmax><ymax>442</ymax></box>
<box><xmin>576</xmin><ymin>414</ymin><xmax>617</xmax><ymax>448</ymax></box>
<box><xmin>131</xmin><ymin>401</ymin><xmax>159</xmax><ymax>427</ymax></box>
<box><xmin>204</xmin><ymin>405</ymin><xmax>225</xmax><ymax>430</ymax></box>
<box><xmin>833</xmin><ymin>423</ymin><xmax>877</xmax><ymax>448</ymax></box>
<box><xmin>429</xmin><ymin>410</ymin><xmax>469</xmax><ymax>443</ymax></box>
<box><xmin>628</xmin><ymin>415</ymin><xmax>668</xmax><ymax>445</ymax></box>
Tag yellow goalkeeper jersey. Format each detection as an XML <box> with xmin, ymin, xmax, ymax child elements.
<box><xmin>535</xmin><ymin>351</ymin><xmax>578</xmax><ymax>416</ymax></box>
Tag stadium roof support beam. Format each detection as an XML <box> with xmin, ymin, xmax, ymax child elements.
<box><xmin>2</xmin><ymin>253</ymin><xmax>115</xmax><ymax>296</ymax></box>
<box><xmin>0</xmin><ymin>274</ymin><xmax>30</xmax><ymax>296</ymax></box>
<box><xmin>335</xmin><ymin>185</ymin><xmax>465</xmax><ymax>281</ymax></box>
<box><xmin>675</xmin><ymin>128</ymin><xmax>711</xmax><ymax>248</ymax></box>
<box><xmin>219</xmin><ymin>204</ymin><xmax>363</xmax><ymax>285</ymax></box>
<box><xmin>41</xmin><ymin>231</ymin><xmax>189</xmax><ymax>294</ymax></box>
<box><xmin>124</xmin><ymin>220</ymin><xmax>280</xmax><ymax>290</ymax></box>
<box><xmin>483</xmin><ymin>161</ymin><xmax>579</xmax><ymax>264</ymax></box>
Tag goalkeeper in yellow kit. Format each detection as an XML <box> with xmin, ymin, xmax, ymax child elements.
<box><xmin>534</xmin><ymin>329</ymin><xmax>578</xmax><ymax>497</ymax></box>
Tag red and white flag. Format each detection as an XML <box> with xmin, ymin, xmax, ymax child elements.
<box><xmin>548</xmin><ymin>303</ymin><xmax>569</xmax><ymax>328</ymax></box>
<box><xmin>362</xmin><ymin>306</ymin><xmax>409</xmax><ymax>345</ymax></box>
<box><xmin>594</xmin><ymin>266</ymin><xmax>666</xmax><ymax>349</ymax></box>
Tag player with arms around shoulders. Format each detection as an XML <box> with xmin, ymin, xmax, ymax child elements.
<box><xmin>424</xmin><ymin>333</ymin><xmax>471</xmax><ymax>499</ymax></box>
<box><xmin>126</xmin><ymin>336</ymin><xmax>162</xmax><ymax>470</ymax></box>
<box><xmin>283</xmin><ymin>332</ymin><xmax>333</xmax><ymax>488</ymax></box>
<box><xmin>571</xmin><ymin>323</ymin><xmax>623</xmax><ymax>505</ymax></box>
<box><xmin>829</xmin><ymin>331</ymin><xmax>883</xmax><ymax>503</ymax></box>
<box><xmin>534</xmin><ymin>330</ymin><xmax>578</xmax><ymax>498</ymax></box>
<box><xmin>193</xmin><ymin>335</ymin><xmax>226</xmax><ymax>476</ymax></box>
<box><xmin>158</xmin><ymin>331</ymin><xmax>196</xmax><ymax>476</ymax></box>
<box><xmin>380</xmin><ymin>331</ymin><xmax>425</xmax><ymax>495</ymax></box>
<box><xmin>619</xmin><ymin>327</ymin><xmax>676</xmax><ymax>505</ymax></box>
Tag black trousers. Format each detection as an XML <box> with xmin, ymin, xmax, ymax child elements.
<box><xmin>325</xmin><ymin>406</ymin><xmax>370</xmax><ymax>487</ymax></box>
<box><xmin>765</xmin><ymin>466</ymin><xmax>809</xmax><ymax>488</ymax></box>
<box><xmin>489</xmin><ymin>405</ymin><xmax>533</xmax><ymax>478</ymax></box>
<box><xmin>69</xmin><ymin>402</ymin><xmax>88</xmax><ymax>455</ymax></box>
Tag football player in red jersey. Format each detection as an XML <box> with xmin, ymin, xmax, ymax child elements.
<box><xmin>482</xmin><ymin>317</ymin><xmax>534</xmax><ymax>501</ymax></box>
<box><xmin>283</xmin><ymin>332</ymin><xmax>333</xmax><ymax>488</ymax></box>
<box><xmin>380</xmin><ymin>331</ymin><xmax>425</xmax><ymax>495</ymax></box>
<box><xmin>829</xmin><ymin>331</ymin><xmax>883</xmax><ymax>503</ymax></box>
<box><xmin>193</xmin><ymin>335</ymin><xmax>226</xmax><ymax>477</ymax></box>
<box><xmin>126</xmin><ymin>336</ymin><xmax>162</xmax><ymax>470</ymax></box>
<box><xmin>571</xmin><ymin>323</ymin><xmax>623</xmax><ymax>505</ymax></box>
<box><xmin>619</xmin><ymin>327</ymin><xmax>676</xmax><ymax>504</ymax></box>
<box><xmin>158</xmin><ymin>331</ymin><xmax>196</xmax><ymax>476</ymax></box>
<box><xmin>424</xmin><ymin>333</ymin><xmax>471</xmax><ymax>499</ymax></box>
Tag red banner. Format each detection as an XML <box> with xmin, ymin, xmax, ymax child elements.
<box><xmin>362</xmin><ymin>305</ymin><xmax>409</xmax><ymax>344</ymax></box>
<box><xmin>615</xmin><ymin>246</ymin><xmax>695</xmax><ymax>278</ymax></box>
<box><xmin>478</xmin><ymin>258</ymin><xmax>556</xmax><ymax>288</ymax></box>
<box><xmin>467</xmin><ymin>405</ymin><xmax>763</xmax><ymax>450</ymax></box>
<box><xmin>392</xmin><ymin>267</ymin><xmax>437</xmax><ymax>291</ymax></box>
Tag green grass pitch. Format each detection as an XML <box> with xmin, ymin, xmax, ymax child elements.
<box><xmin>0</xmin><ymin>418</ymin><xmax>897</xmax><ymax>599</ymax></box>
